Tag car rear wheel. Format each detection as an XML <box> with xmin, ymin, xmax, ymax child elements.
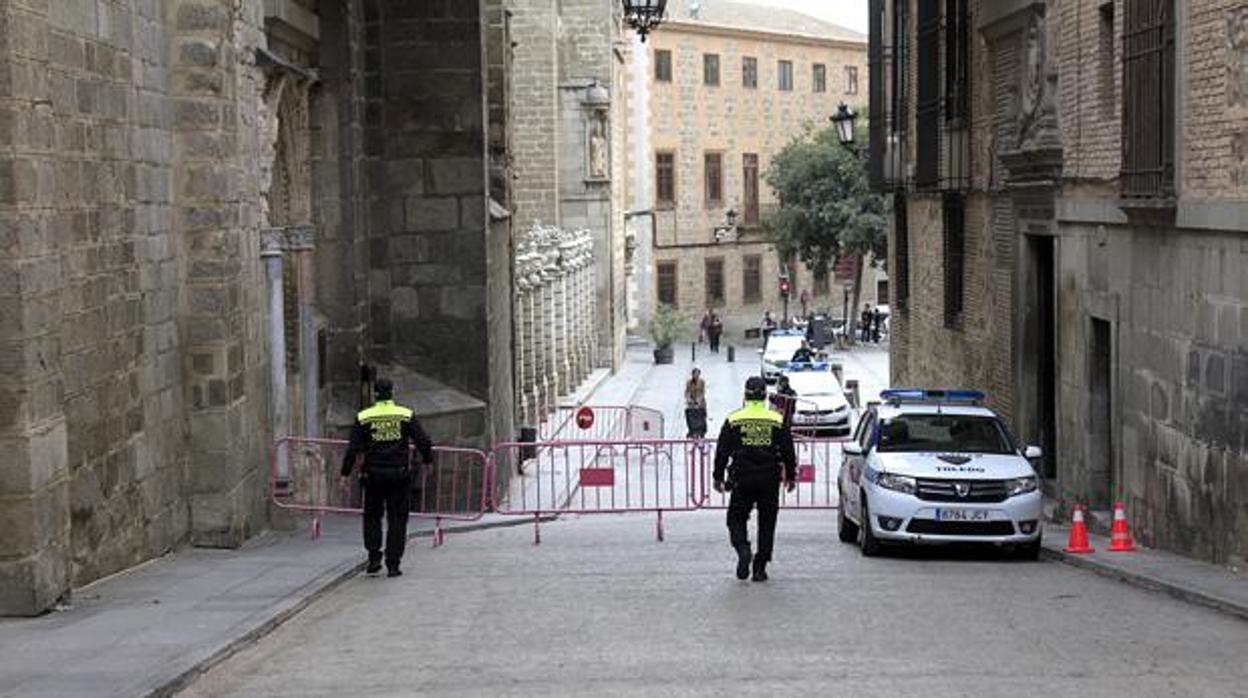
<box><xmin>837</xmin><ymin>492</ymin><xmax>858</xmax><ymax>543</ymax></box>
<box><xmin>859</xmin><ymin>496</ymin><xmax>881</xmax><ymax>557</ymax></box>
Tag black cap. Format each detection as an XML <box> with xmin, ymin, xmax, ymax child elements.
<box><xmin>374</xmin><ymin>377</ymin><xmax>394</xmax><ymax>400</ymax></box>
<box><xmin>744</xmin><ymin>376</ymin><xmax>767</xmax><ymax>401</ymax></box>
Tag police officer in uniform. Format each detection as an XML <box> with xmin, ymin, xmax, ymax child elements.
<box><xmin>713</xmin><ymin>377</ymin><xmax>797</xmax><ymax>581</ymax></box>
<box><xmin>340</xmin><ymin>378</ymin><xmax>433</xmax><ymax>577</ymax></box>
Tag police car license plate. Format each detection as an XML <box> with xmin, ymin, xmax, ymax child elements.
<box><xmin>935</xmin><ymin>508</ymin><xmax>990</xmax><ymax>522</ymax></box>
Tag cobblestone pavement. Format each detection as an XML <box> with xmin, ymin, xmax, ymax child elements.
<box><xmin>180</xmin><ymin>511</ymin><xmax>1248</xmax><ymax>698</ymax></box>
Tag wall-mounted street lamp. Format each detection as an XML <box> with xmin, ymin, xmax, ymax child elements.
<box><xmin>712</xmin><ymin>208</ymin><xmax>738</xmax><ymax>243</ymax></box>
<box><xmin>622</xmin><ymin>0</ymin><xmax>668</xmax><ymax>42</ymax></box>
<box><xmin>830</xmin><ymin>102</ymin><xmax>858</xmax><ymax>148</ymax></box>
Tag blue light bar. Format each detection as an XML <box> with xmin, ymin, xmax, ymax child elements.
<box><xmin>880</xmin><ymin>389</ymin><xmax>985</xmax><ymax>405</ymax></box>
<box><xmin>786</xmin><ymin>361</ymin><xmax>830</xmax><ymax>372</ymax></box>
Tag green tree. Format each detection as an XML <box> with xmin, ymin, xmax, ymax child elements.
<box><xmin>763</xmin><ymin>123</ymin><xmax>885</xmax><ymax>339</ymax></box>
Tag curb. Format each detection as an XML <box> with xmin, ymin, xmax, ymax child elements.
<box><xmin>1040</xmin><ymin>547</ymin><xmax>1248</xmax><ymax>623</ymax></box>
<box><xmin>148</xmin><ymin>515</ymin><xmax>554</xmax><ymax>697</ymax></box>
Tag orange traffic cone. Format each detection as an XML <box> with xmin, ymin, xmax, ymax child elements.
<box><xmin>1108</xmin><ymin>501</ymin><xmax>1136</xmax><ymax>552</ymax></box>
<box><xmin>1063</xmin><ymin>505</ymin><xmax>1095</xmax><ymax>554</ymax></box>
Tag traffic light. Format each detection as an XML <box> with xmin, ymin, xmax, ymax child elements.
<box><xmin>779</xmin><ymin>278</ymin><xmax>791</xmax><ymax>298</ymax></box>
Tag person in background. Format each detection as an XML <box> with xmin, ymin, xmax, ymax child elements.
<box><xmin>707</xmin><ymin>311</ymin><xmax>724</xmax><ymax>354</ymax></box>
<box><xmin>770</xmin><ymin>374</ymin><xmax>798</xmax><ymax>430</ymax></box>
<box><xmin>684</xmin><ymin>367</ymin><xmax>708</xmax><ymax>438</ymax></box>
<box><xmin>699</xmin><ymin>308</ymin><xmax>713</xmax><ymax>344</ymax></box>
<box><xmin>860</xmin><ymin>304</ymin><xmax>873</xmax><ymax>343</ymax></box>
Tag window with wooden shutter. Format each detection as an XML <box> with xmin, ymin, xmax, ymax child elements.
<box><xmin>742</xmin><ymin>153</ymin><xmax>759</xmax><ymax>225</ymax></box>
<box><xmin>844</xmin><ymin>66</ymin><xmax>858</xmax><ymax>95</ymax></box>
<box><xmin>915</xmin><ymin>0</ymin><xmax>941</xmax><ymax>189</ymax></box>
<box><xmin>778</xmin><ymin>60</ymin><xmax>793</xmax><ymax>91</ymax></box>
<box><xmin>742</xmin><ymin>56</ymin><xmax>758</xmax><ymax>88</ymax></box>
<box><xmin>657</xmin><ymin>262</ymin><xmax>678</xmax><ymax>307</ymax></box>
<box><xmin>704</xmin><ymin>152</ymin><xmax>723</xmax><ymax>204</ymax></box>
<box><xmin>705</xmin><ymin>258</ymin><xmax>725</xmax><ymax>306</ymax></box>
<box><xmin>654</xmin><ymin>49</ymin><xmax>672</xmax><ymax>82</ymax></box>
<box><xmin>743</xmin><ymin>255</ymin><xmax>762</xmax><ymax>304</ymax></box>
<box><xmin>656</xmin><ymin>151</ymin><xmax>675</xmax><ymax>206</ymax></box>
<box><xmin>703</xmin><ymin>53</ymin><xmax>720</xmax><ymax>87</ymax></box>
<box><xmin>1121</xmin><ymin>0</ymin><xmax>1175</xmax><ymax>198</ymax></box>
<box><xmin>813</xmin><ymin>63</ymin><xmax>827</xmax><ymax>93</ymax></box>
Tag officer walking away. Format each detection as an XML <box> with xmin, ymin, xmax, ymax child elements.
<box><xmin>713</xmin><ymin>377</ymin><xmax>797</xmax><ymax>582</ymax></box>
<box><xmin>340</xmin><ymin>378</ymin><xmax>434</xmax><ymax>578</ymax></box>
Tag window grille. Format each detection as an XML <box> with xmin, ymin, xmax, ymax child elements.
<box><xmin>1121</xmin><ymin>0</ymin><xmax>1175</xmax><ymax>198</ymax></box>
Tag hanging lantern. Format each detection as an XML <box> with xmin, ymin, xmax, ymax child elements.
<box><xmin>622</xmin><ymin>0</ymin><xmax>668</xmax><ymax>42</ymax></box>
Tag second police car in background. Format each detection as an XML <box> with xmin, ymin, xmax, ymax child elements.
<box><xmin>783</xmin><ymin>362</ymin><xmax>853</xmax><ymax>436</ymax></box>
<box><xmin>837</xmin><ymin>390</ymin><xmax>1044</xmax><ymax>559</ymax></box>
<box><xmin>758</xmin><ymin>329</ymin><xmax>806</xmax><ymax>383</ymax></box>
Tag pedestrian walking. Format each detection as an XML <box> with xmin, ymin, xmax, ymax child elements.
<box><xmin>707</xmin><ymin>312</ymin><xmax>723</xmax><ymax>354</ymax></box>
<box><xmin>698</xmin><ymin>308</ymin><xmax>713</xmax><ymax>345</ymax></box>
<box><xmin>761</xmin><ymin>310</ymin><xmax>776</xmax><ymax>339</ymax></box>
<box><xmin>684</xmin><ymin>368</ymin><xmax>708</xmax><ymax>438</ymax></box>
<box><xmin>860</xmin><ymin>304</ymin><xmax>873</xmax><ymax>343</ymax></box>
<box><xmin>713</xmin><ymin>377</ymin><xmax>797</xmax><ymax>582</ymax></box>
<box><xmin>340</xmin><ymin>378</ymin><xmax>434</xmax><ymax>578</ymax></box>
<box><xmin>871</xmin><ymin>307</ymin><xmax>883</xmax><ymax>344</ymax></box>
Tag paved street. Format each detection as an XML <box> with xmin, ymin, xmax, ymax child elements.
<box><xmin>181</xmin><ymin>512</ymin><xmax>1248</xmax><ymax>697</ymax></box>
<box><xmin>180</xmin><ymin>344</ymin><xmax>1248</xmax><ymax>698</ymax></box>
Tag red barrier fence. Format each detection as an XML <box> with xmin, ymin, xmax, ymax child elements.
<box><xmin>538</xmin><ymin>405</ymin><xmax>666</xmax><ymax>441</ymax></box>
<box><xmin>492</xmin><ymin>439</ymin><xmax>704</xmax><ymax>543</ymax></box>
<box><xmin>697</xmin><ymin>436</ymin><xmax>849</xmax><ymax>510</ymax></box>
<box><xmin>270</xmin><ymin>437</ymin><xmax>490</xmax><ymax>546</ymax></box>
<box><xmin>271</xmin><ymin>433</ymin><xmax>852</xmax><ymax>546</ymax></box>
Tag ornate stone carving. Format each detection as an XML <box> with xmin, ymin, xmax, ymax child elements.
<box><xmin>1016</xmin><ymin>12</ymin><xmax>1060</xmax><ymax>151</ymax></box>
<box><xmin>588</xmin><ymin>113</ymin><xmax>609</xmax><ymax>180</ymax></box>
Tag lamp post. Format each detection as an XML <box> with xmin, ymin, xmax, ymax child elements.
<box><xmin>830</xmin><ymin>102</ymin><xmax>860</xmax><ymax>344</ymax></box>
<box><xmin>830</xmin><ymin>102</ymin><xmax>858</xmax><ymax>149</ymax></box>
<box><xmin>622</xmin><ymin>0</ymin><xmax>668</xmax><ymax>42</ymax></box>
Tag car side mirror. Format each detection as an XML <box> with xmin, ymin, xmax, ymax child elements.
<box><xmin>842</xmin><ymin>442</ymin><xmax>864</xmax><ymax>457</ymax></box>
<box><xmin>1024</xmin><ymin>445</ymin><xmax>1042</xmax><ymax>460</ymax></box>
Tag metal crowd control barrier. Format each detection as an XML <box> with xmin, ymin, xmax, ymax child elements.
<box><xmin>697</xmin><ymin>437</ymin><xmax>849</xmax><ymax>510</ymax></box>
<box><xmin>492</xmin><ymin>438</ymin><xmax>705</xmax><ymax>544</ymax></box>
<box><xmin>269</xmin><ymin>437</ymin><xmax>490</xmax><ymax>546</ymax></box>
<box><xmin>538</xmin><ymin>405</ymin><xmax>666</xmax><ymax>442</ymax></box>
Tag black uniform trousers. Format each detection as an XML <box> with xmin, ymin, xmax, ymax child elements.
<box><xmin>362</xmin><ymin>477</ymin><xmax>412</xmax><ymax>568</ymax></box>
<box><xmin>726</xmin><ymin>476</ymin><xmax>781</xmax><ymax>563</ymax></box>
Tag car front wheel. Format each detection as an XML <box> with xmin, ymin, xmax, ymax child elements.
<box><xmin>837</xmin><ymin>491</ymin><xmax>858</xmax><ymax>543</ymax></box>
<box><xmin>1015</xmin><ymin>535</ymin><xmax>1042</xmax><ymax>561</ymax></box>
<box><xmin>859</xmin><ymin>495</ymin><xmax>881</xmax><ymax>557</ymax></box>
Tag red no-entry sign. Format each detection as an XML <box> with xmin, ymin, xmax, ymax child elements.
<box><xmin>576</xmin><ymin>406</ymin><xmax>595</xmax><ymax>430</ymax></box>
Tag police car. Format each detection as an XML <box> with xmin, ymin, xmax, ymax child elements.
<box><xmin>758</xmin><ymin>329</ymin><xmax>806</xmax><ymax>383</ymax></box>
<box><xmin>783</xmin><ymin>362</ymin><xmax>853</xmax><ymax>436</ymax></box>
<box><xmin>837</xmin><ymin>390</ymin><xmax>1044</xmax><ymax>559</ymax></box>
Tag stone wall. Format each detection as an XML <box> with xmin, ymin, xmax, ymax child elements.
<box><xmin>0</xmin><ymin>0</ymin><xmax>522</xmax><ymax>614</ymax></box>
<box><xmin>364</xmin><ymin>0</ymin><xmax>513</xmax><ymax>445</ymax></box>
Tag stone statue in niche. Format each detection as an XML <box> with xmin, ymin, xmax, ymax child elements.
<box><xmin>588</xmin><ymin>112</ymin><xmax>608</xmax><ymax>180</ymax></box>
<box><xmin>1017</xmin><ymin>12</ymin><xmax>1060</xmax><ymax>150</ymax></box>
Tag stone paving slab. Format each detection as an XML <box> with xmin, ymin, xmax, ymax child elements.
<box><xmin>1042</xmin><ymin>525</ymin><xmax>1248</xmax><ymax>622</ymax></box>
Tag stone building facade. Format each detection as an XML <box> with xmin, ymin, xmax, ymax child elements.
<box><xmin>621</xmin><ymin>1</ymin><xmax>880</xmax><ymax>340</ymax></box>
<box><xmin>874</xmin><ymin>0</ymin><xmax>1248</xmax><ymax>565</ymax></box>
<box><xmin>508</xmin><ymin>0</ymin><xmax>629</xmax><ymax>388</ymax></box>
<box><xmin>0</xmin><ymin>0</ymin><xmax>525</xmax><ymax>615</ymax></box>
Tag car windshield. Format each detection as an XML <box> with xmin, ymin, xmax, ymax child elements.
<box><xmin>766</xmin><ymin>337</ymin><xmax>803</xmax><ymax>356</ymax></box>
<box><xmin>787</xmin><ymin>372</ymin><xmax>842</xmax><ymax>398</ymax></box>
<box><xmin>876</xmin><ymin>414</ymin><xmax>1014</xmax><ymax>454</ymax></box>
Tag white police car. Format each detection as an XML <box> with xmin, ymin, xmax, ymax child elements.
<box><xmin>783</xmin><ymin>362</ymin><xmax>853</xmax><ymax>436</ymax></box>
<box><xmin>837</xmin><ymin>390</ymin><xmax>1044</xmax><ymax>559</ymax></box>
<box><xmin>758</xmin><ymin>329</ymin><xmax>806</xmax><ymax>383</ymax></box>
